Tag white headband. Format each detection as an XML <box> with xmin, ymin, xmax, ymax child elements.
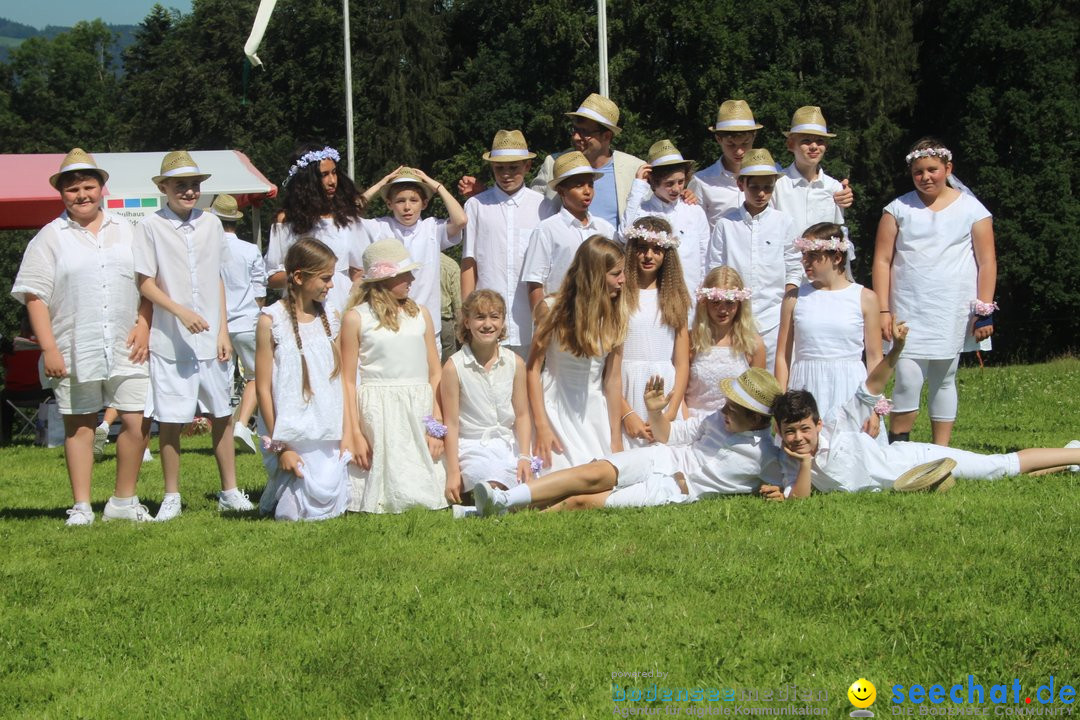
<box><xmin>489</xmin><ymin>148</ymin><xmax>530</xmax><ymax>157</ymax></box>
<box><xmin>739</xmin><ymin>164</ymin><xmax>778</xmax><ymax>175</ymax></box>
<box><xmin>160</xmin><ymin>165</ymin><xmax>202</xmax><ymax>178</ymax></box>
<box><xmin>713</xmin><ymin>119</ymin><xmax>757</xmax><ymax>130</ymax></box>
<box><xmin>727</xmin><ymin>382</ymin><xmax>771</xmax><ymax>415</ymax></box>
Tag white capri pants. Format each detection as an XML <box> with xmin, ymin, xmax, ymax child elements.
<box><xmin>888</xmin><ymin>442</ymin><xmax>1021</xmax><ymax>481</ymax></box>
<box><xmin>892</xmin><ymin>356</ymin><xmax>960</xmax><ymax>421</ymax></box>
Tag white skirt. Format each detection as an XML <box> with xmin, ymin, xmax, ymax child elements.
<box><xmin>788</xmin><ymin>358</ymin><xmax>866</xmax><ymax>423</ymax></box>
<box><xmin>260</xmin><ymin>440</ymin><xmax>351</xmax><ymax>521</ymax></box>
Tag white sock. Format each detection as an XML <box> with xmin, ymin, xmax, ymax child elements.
<box><xmin>504</xmin><ymin>483</ymin><xmax>532</xmax><ymax>508</ymax></box>
<box><xmin>97</xmin><ymin>421</ymin><xmax>109</xmax><ymax>432</ymax></box>
<box><xmin>163</xmin><ymin>492</ymin><xmax>181</xmax><ymax>501</ymax></box>
<box><xmin>221</xmin><ymin>488</ymin><xmax>239</xmax><ymax>498</ymax></box>
<box><xmin>111</xmin><ymin>495</ymin><xmax>137</xmax><ymax>506</ymax></box>
<box><xmin>74</xmin><ymin>501</ymin><xmax>92</xmax><ymax>511</ymax></box>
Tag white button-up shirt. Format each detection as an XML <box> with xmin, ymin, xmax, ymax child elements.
<box><xmin>668</xmin><ymin>415</ymin><xmax>782</xmax><ymax>497</ymax></box>
<box><xmin>463</xmin><ymin>185</ymin><xmax>550</xmax><ymax>347</ymax></box>
<box><xmin>771</xmin><ymin>164</ymin><xmax>843</xmax><ymax>233</ymax></box>
<box><xmin>520</xmin><ymin>208</ymin><xmax>616</xmax><ymax>296</ymax></box>
<box><xmin>134</xmin><ymin>206</ymin><xmax>226</xmax><ymax>362</ymax></box>
<box><xmin>689</xmin><ymin>159</ymin><xmax>742</xmax><ymax>229</ymax></box>
<box><xmin>705</xmin><ymin>205</ymin><xmax>802</xmax><ymax>333</ymax></box>
<box><xmin>221</xmin><ymin>232</ymin><xmax>267</xmax><ymax>334</ymax></box>
<box><xmin>623</xmin><ymin>178</ymin><xmax>710</xmax><ymax>294</ymax></box>
<box><xmin>12</xmin><ymin>211</ymin><xmax>147</xmax><ymax>383</ymax></box>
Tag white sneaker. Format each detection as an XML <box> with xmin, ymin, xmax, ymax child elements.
<box><xmin>65</xmin><ymin>505</ymin><xmax>94</xmax><ymax>526</ymax></box>
<box><xmin>155</xmin><ymin>494</ymin><xmax>182</xmax><ymax>522</ymax></box>
<box><xmin>233</xmin><ymin>422</ymin><xmax>257</xmax><ymax>452</ymax></box>
<box><xmin>451</xmin><ymin>504</ymin><xmax>479</xmax><ymax>519</ymax></box>
<box><xmin>218</xmin><ymin>488</ymin><xmax>255</xmax><ymax>512</ymax></box>
<box><xmin>102</xmin><ymin>497</ymin><xmax>154</xmax><ymax>522</ymax></box>
<box><xmin>143</xmin><ymin>448</ymin><xmax>154</xmax><ymax>463</ymax></box>
<box><xmin>472</xmin><ymin>482</ymin><xmax>508</xmax><ymax>517</ymax></box>
<box><xmin>1066</xmin><ymin>440</ymin><xmax>1080</xmax><ymax>472</ymax></box>
<box><xmin>93</xmin><ymin>425</ymin><xmax>108</xmax><ymax>461</ymax></box>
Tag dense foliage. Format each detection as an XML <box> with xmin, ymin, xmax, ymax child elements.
<box><xmin>0</xmin><ymin>0</ymin><xmax>1075</xmax><ymax>360</ymax></box>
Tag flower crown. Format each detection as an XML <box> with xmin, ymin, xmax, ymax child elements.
<box><xmin>366</xmin><ymin>261</ymin><xmax>402</xmax><ymax>281</ymax></box>
<box><xmin>794</xmin><ymin>234</ymin><xmax>851</xmax><ymax>253</ymax></box>
<box><xmin>905</xmin><ymin>146</ymin><xmax>952</xmax><ymax>164</ymax></box>
<box><xmin>285</xmin><ymin>146</ymin><xmax>341</xmax><ymax>185</ymax></box>
<box><xmin>697</xmin><ymin>286</ymin><xmax>752</xmax><ymax>302</ymax></box>
<box><xmin>625</xmin><ymin>225</ymin><xmax>679</xmax><ymax>249</ymax></box>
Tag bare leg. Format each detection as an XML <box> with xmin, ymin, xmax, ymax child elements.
<box><xmin>63</xmin><ymin>414</ymin><xmax>98</xmax><ymax>503</ymax></box>
<box><xmin>526</xmin><ymin>460</ymin><xmax>618</xmax><ymax>506</ymax></box>
<box><xmin>211</xmin><ymin>415</ymin><xmax>237</xmax><ymax>491</ymax></box>
<box><xmin>101</xmin><ymin>406</ymin><xmax>119</xmax><ymax>427</ymax></box>
<box><xmin>113</xmin><ymin>412</ymin><xmax>149</xmax><ymax>498</ymax></box>
<box><xmin>930</xmin><ymin>419</ymin><xmax>954</xmax><ymax>446</ymax></box>
<box><xmin>158</xmin><ymin>422</ymin><xmax>183</xmax><ymax>494</ymax></box>
<box><xmin>234</xmin><ymin>381</ymin><xmax>257</xmax><ymax>428</ymax></box>
<box><xmin>1017</xmin><ymin>448</ymin><xmax>1080</xmax><ymax>474</ymax></box>
<box><xmin>543</xmin><ymin>491</ymin><xmax>613</xmax><ymax>512</ymax></box>
<box><xmin>889</xmin><ymin>410</ymin><xmax>917</xmax><ymax>435</ymax></box>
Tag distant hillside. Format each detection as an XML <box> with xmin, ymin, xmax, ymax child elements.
<box><xmin>0</xmin><ymin>17</ymin><xmax>139</xmax><ymax>65</ymax></box>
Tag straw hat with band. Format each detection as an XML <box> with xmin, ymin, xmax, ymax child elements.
<box><xmin>720</xmin><ymin>368</ymin><xmax>782</xmax><ymax>417</ymax></box>
<box><xmin>546</xmin><ymin>151</ymin><xmax>604</xmax><ymax>191</ymax></box>
<box><xmin>482</xmin><ymin>130</ymin><xmax>537</xmax><ymax>163</ymax></box>
<box><xmin>708</xmin><ymin>99</ymin><xmax>764</xmax><ymax>133</ymax></box>
<box><xmin>892</xmin><ymin>458</ymin><xmax>957</xmax><ymax>493</ymax></box>
<box><xmin>49</xmin><ymin>148</ymin><xmax>109</xmax><ymax>190</ymax></box>
<box><xmin>646</xmin><ymin>139</ymin><xmax>693</xmax><ymax>170</ymax></box>
<box><xmin>379</xmin><ymin>167</ymin><xmax>434</xmax><ymax>202</ymax></box>
<box><xmin>209</xmin><ymin>194</ymin><xmax>243</xmax><ymax>220</ymax></box>
<box><xmin>737</xmin><ymin>149</ymin><xmax>782</xmax><ymax>178</ymax></box>
<box><xmin>361</xmin><ymin>239</ymin><xmax>421</xmax><ymax>283</ymax></box>
<box><xmin>153</xmin><ymin>150</ymin><xmax>211</xmax><ymax>185</ymax></box>
<box><xmin>783</xmin><ymin>106</ymin><xmax>836</xmax><ymax>138</ymax></box>
<box><xmin>566</xmin><ymin>93</ymin><xmax>622</xmax><ymax>135</ymax></box>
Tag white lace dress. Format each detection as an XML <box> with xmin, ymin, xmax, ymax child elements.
<box><xmin>259</xmin><ymin>301</ymin><xmax>350</xmax><ymax>521</ymax></box>
<box><xmin>621</xmin><ymin>289</ymin><xmax>676</xmax><ymax>447</ymax></box>
<box><xmin>347</xmin><ymin>303</ymin><xmax>447</xmax><ymax>513</ymax></box>
<box><xmin>685</xmin><ymin>346</ymin><xmax>749</xmax><ymax>419</ymax></box>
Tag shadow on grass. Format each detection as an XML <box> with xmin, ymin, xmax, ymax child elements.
<box><xmin>0</xmin><ymin>505</ymin><xmax>73</xmax><ymax>520</ymax></box>
<box><xmin>203</xmin><ymin>488</ymin><xmax>272</xmax><ymax>521</ymax></box>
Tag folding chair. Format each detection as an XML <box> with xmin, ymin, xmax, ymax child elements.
<box><xmin>1</xmin><ymin>338</ymin><xmax>53</xmax><ymax>444</ymax></box>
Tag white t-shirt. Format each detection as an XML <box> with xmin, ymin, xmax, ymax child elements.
<box><xmin>520</xmin><ymin>208</ymin><xmax>616</xmax><ymax>296</ymax></box>
<box><xmin>689</xmin><ymin>159</ymin><xmax>742</xmax><ymax>229</ymax></box>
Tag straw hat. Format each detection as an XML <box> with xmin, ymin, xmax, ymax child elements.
<box><xmin>49</xmin><ymin>148</ymin><xmax>109</xmax><ymax>189</ymax></box>
<box><xmin>646</xmin><ymin>139</ymin><xmax>692</xmax><ymax>169</ymax></box>
<box><xmin>892</xmin><ymin>458</ymin><xmax>957</xmax><ymax>493</ymax></box>
<box><xmin>720</xmin><ymin>368</ymin><xmax>782</xmax><ymax>416</ymax></box>
<box><xmin>708</xmin><ymin>99</ymin><xmax>763</xmax><ymax>133</ymax></box>
<box><xmin>783</xmin><ymin>106</ymin><xmax>836</xmax><ymax>138</ymax></box>
<box><xmin>209</xmin><ymin>194</ymin><xmax>243</xmax><ymax>220</ymax></box>
<box><xmin>565</xmin><ymin>93</ymin><xmax>622</xmax><ymax>135</ymax></box>
<box><xmin>379</xmin><ymin>167</ymin><xmax>434</xmax><ymax>201</ymax></box>
<box><xmin>546</xmin><ymin>151</ymin><xmax>604</xmax><ymax>190</ymax></box>
<box><xmin>481</xmin><ymin>129</ymin><xmax>537</xmax><ymax>163</ymax></box>
<box><xmin>361</xmin><ymin>239</ymin><xmax>421</xmax><ymax>283</ymax></box>
<box><xmin>152</xmin><ymin>150</ymin><xmax>211</xmax><ymax>185</ymax></box>
<box><xmin>737</xmin><ymin>149</ymin><xmax>781</xmax><ymax>177</ymax></box>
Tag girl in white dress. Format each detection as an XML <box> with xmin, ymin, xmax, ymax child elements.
<box><xmin>618</xmin><ymin>216</ymin><xmax>691</xmax><ymax>447</ymax></box>
<box><xmin>527</xmin><ymin>236</ymin><xmax>628</xmax><ymax>473</ymax></box>
<box><xmin>255</xmin><ymin>238</ymin><xmax>350</xmax><ymax>521</ymax></box>
<box><xmin>775</xmin><ymin>223</ymin><xmax>882</xmax><ymax>424</ymax></box>
<box><xmin>442</xmin><ymin>290</ymin><xmax>533</xmax><ymax>507</ymax></box>
<box><xmin>341</xmin><ymin>239</ymin><xmax>447</xmax><ymax>513</ymax></box>
<box><xmin>265</xmin><ymin>144</ymin><xmax>366</xmax><ymax>319</ymax></box>
<box><xmin>872</xmin><ymin>138</ymin><xmax>997</xmax><ymax>445</ymax></box>
<box><xmin>685</xmin><ymin>267</ymin><xmax>766</xmax><ymax>418</ymax></box>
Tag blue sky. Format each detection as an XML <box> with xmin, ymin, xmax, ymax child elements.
<box><xmin>0</xmin><ymin>0</ymin><xmax>193</xmax><ymax>29</ymax></box>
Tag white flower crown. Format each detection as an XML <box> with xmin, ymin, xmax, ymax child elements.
<box><xmin>794</xmin><ymin>235</ymin><xmax>851</xmax><ymax>253</ymax></box>
<box><xmin>697</xmin><ymin>286</ymin><xmax>752</xmax><ymax>302</ymax></box>
<box><xmin>285</xmin><ymin>146</ymin><xmax>342</xmax><ymax>184</ymax></box>
<box><xmin>625</xmin><ymin>225</ymin><xmax>679</xmax><ymax>249</ymax></box>
<box><xmin>905</xmin><ymin>147</ymin><xmax>952</xmax><ymax>164</ymax></box>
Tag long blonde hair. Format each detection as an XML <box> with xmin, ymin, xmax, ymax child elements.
<box><xmin>534</xmin><ymin>235</ymin><xmax>628</xmax><ymax>357</ymax></box>
<box><xmin>283</xmin><ymin>238</ymin><xmax>342</xmax><ymax>401</ymax></box>
<box><xmin>690</xmin><ymin>266</ymin><xmax>757</xmax><ymax>357</ymax></box>
<box><xmin>346</xmin><ymin>276</ymin><xmax>420</xmax><ymax>332</ymax></box>
<box><xmin>622</xmin><ymin>216</ymin><xmax>690</xmax><ymax>331</ymax></box>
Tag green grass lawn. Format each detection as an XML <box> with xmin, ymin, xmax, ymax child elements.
<box><xmin>1</xmin><ymin>359</ymin><xmax>1078</xmax><ymax>718</ymax></box>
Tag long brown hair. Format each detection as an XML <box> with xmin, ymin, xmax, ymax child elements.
<box><xmin>690</xmin><ymin>266</ymin><xmax>757</xmax><ymax>357</ymax></box>
<box><xmin>284</xmin><ymin>238</ymin><xmax>342</xmax><ymax>400</ymax></box>
<box><xmin>622</xmin><ymin>216</ymin><xmax>690</xmax><ymax>331</ymax></box>
<box><xmin>534</xmin><ymin>235</ymin><xmax>628</xmax><ymax>357</ymax></box>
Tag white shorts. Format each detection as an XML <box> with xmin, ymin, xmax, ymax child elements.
<box><xmin>54</xmin><ymin>374</ymin><xmax>148</xmax><ymax>415</ymax></box>
<box><xmin>604</xmin><ymin>445</ymin><xmax>691</xmax><ymax>508</ymax></box>
<box><xmin>146</xmin><ymin>354</ymin><xmax>233</xmax><ymax>423</ymax></box>
<box><xmin>230</xmin><ymin>330</ymin><xmax>257</xmax><ymax>380</ymax></box>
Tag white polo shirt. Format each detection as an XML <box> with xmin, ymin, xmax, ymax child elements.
<box><xmin>771</xmin><ymin>163</ymin><xmax>844</xmax><ymax>233</ymax></box>
<box><xmin>623</xmin><ymin>178</ymin><xmax>710</xmax><ymax>295</ymax></box>
<box><xmin>689</xmin><ymin>159</ymin><xmax>742</xmax><ymax>229</ymax></box>
<box><xmin>520</xmin><ymin>208</ymin><xmax>616</xmax><ymax>296</ymax></box>
<box><xmin>133</xmin><ymin>206</ymin><xmax>226</xmax><ymax>362</ymax></box>
<box><xmin>463</xmin><ymin>185</ymin><xmax>551</xmax><ymax>348</ymax></box>
<box><xmin>221</xmin><ymin>232</ymin><xmax>267</xmax><ymax>334</ymax></box>
<box><xmin>669</xmin><ymin>415</ymin><xmax>783</xmax><ymax>498</ymax></box>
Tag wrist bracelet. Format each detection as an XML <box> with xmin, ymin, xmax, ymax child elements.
<box><xmin>620</xmin><ymin>410</ymin><xmax>635</xmax><ymax>422</ymax></box>
<box><xmin>974</xmin><ymin>314</ymin><xmax>994</xmax><ymax>330</ymax></box>
<box><xmin>880</xmin><ymin>310</ymin><xmax>891</xmax><ymax>313</ymax></box>
<box><xmin>422</xmin><ymin>415</ymin><xmax>447</xmax><ymax>439</ymax></box>
<box><xmin>261</xmin><ymin>435</ymin><xmax>286</xmax><ymax>454</ymax></box>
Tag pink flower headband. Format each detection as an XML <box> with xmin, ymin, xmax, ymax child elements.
<box><xmin>697</xmin><ymin>287</ymin><xmax>752</xmax><ymax>302</ymax></box>
<box><xmin>794</xmin><ymin>234</ymin><xmax>851</xmax><ymax>253</ymax></box>
<box><xmin>905</xmin><ymin>147</ymin><xmax>952</xmax><ymax>164</ymax></box>
<box><xmin>625</xmin><ymin>225</ymin><xmax>679</xmax><ymax>249</ymax></box>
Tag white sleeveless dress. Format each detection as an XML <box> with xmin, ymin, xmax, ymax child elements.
<box><xmin>621</xmin><ymin>289</ymin><xmax>676</xmax><ymax>447</ymax></box>
<box><xmin>788</xmin><ymin>282</ymin><xmax>866</xmax><ymax>423</ymax></box>
<box><xmin>266</xmin><ymin>218</ymin><xmax>365</xmax><ymax>320</ymax></box>
<box><xmin>347</xmin><ymin>303</ymin><xmax>447</xmax><ymax>513</ymax></box>
<box><xmin>259</xmin><ymin>301</ymin><xmax>350</xmax><ymax>521</ymax></box>
<box><xmin>685</xmin><ymin>346</ymin><xmax>749</xmax><ymax>419</ymax></box>
<box><xmin>451</xmin><ymin>344</ymin><xmax>522</xmax><ymax>492</ymax></box>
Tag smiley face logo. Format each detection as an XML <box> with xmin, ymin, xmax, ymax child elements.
<box><xmin>848</xmin><ymin>678</ymin><xmax>877</xmax><ymax>709</ymax></box>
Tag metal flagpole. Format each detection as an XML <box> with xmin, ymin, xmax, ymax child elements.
<box><xmin>343</xmin><ymin>0</ymin><xmax>355</xmax><ymax>179</ymax></box>
<box><xmin>597</xmin><ymin>0</ymin><xmax>609</xmax><ymax>96</ymax></box>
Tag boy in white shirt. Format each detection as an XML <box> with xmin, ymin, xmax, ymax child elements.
<box><xmin>460</xmin><ymin>130</ymin><xmax>550</xmax><ymax>355</ymax></box>
<box><xmin>772</xmin><ymin>106</ymin><xmax>853</xmax><ymax>232</ymax></box>
<box><xmin>211</xmin><ymin>194</ymin><xmax>266</xmax><ymax>453</ymax></box>
<box><xmin>705</xmin><ymin>149</ymin><xmax>802</xmax><ymax>370</ymax></box>
<box><xmin>688</xmin><ymin>99</ymin><xmax>763</xmax><ymax>229</ymax></box>
<box><xmin>134</xmin><ymin>151</ymin><xmax>253</xmax><ymax>520</ymax></box>
<box><xmin>472</xmin><ymin>368</ymin><xmax>784</xmax><ymax>514</ymax></box>
<box><xmin>520</xmin><ymin>151</ymin><xmax>616</xmax><ymax>309</ymax></box>
<box><xmin>359</xmin><ymin>166</ymin><xmax>467</xmax><ymax>347</ymax></box>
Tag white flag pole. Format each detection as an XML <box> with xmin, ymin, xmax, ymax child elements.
<box><xmin>343</xmin><ymin>0</ymin><xmax>355</xmax><ymax>180</ymax></box>
<box><xmin>597</xmin><ymin>0</ymin><xmax>609</xmax><ymax>96</ymax></box>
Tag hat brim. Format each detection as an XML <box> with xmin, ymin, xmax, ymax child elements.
<box><xmin>361</xmin><ymin>260</ymin><xmax>422</xmax><ymax>282</ymax></box>
<box><xmin>49</xmin><ymin>167</ymin><xmax>110</xmax><ymax>190</ymax></box>
<box><xmin>650</xmin><ymin>158</ymin><xmax>695</xmax><ymax>171</ymax></box>
<box><xmin>565</xmin><ymin>110</ymin><xmax>621</xmax><ymax>136</ymax></box>
<box><xmin>153</xmin><ymin>172</ymin><xmax>212</xmax><ymax>185</ymax></box>
<box><xmin>481</xmin><ymin>151</ymin><xmax>537</xmax><ymax>162</ymax></box>
<box><xmin>547</xmin><ymin>166</ymin><xmax>604</xmax><ymax>191</ymax></box>
<box><xmin>718</xmin><ymin>377</ymin><xmax>773</xmax><ymax>417</ymax></box>
<box><xmin>709</xmin><ymin>123</ymin><xmax>763</xmax><ymax>133</ymax></box>
<box><xmin>210</xmin><ymin>209</ymin><xmax>244</xmax><ymax>220</ymax></box>
<box><xmin>379</xmin><ymin>178</ymin><xmax>434</xmax><ymax>202</ymax></box>
<box><xmin>892</xmin><ymin>458</ymin><xmax>957</xmax><ymax>493</ymax></box>
<box><xmin>782</xmin><ymin>129</ymin><xmax>837</xmax><ymax>138</ymax></box>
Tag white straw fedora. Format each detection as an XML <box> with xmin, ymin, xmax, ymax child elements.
<box><xmin>361</xmin><ymin>239</ymin><xmax>421</xmax><ymax>282</ymax></box>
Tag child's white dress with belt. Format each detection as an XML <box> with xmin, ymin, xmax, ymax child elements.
<box><xmin>788</xmin><ymin>282</ymin><xmax>866</xmax><ymax>422</ymax></box>
<box><xmin>621</xmin><ymin>289</ymin><xmax>675</xmax><ymax>448</ymax></box>
<box><xmin>451</xmin><ymin>345</ymin><xmax>521</xmax><ymax>491</ymax></box>
<box><xmin>348</xmin><ymin>303</ymin><xmax>447</xmax><ymax>513</ymax></box>
<box><xmin>260</xmin><ymin>301</ymin><xmax>350</xmax><ymax>521</ymax></box>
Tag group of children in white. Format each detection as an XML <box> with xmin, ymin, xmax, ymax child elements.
<box><xmin>18</xmin><ymin>93</ymin><xmax>1079</xmax><ymax>526</ymax></box>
